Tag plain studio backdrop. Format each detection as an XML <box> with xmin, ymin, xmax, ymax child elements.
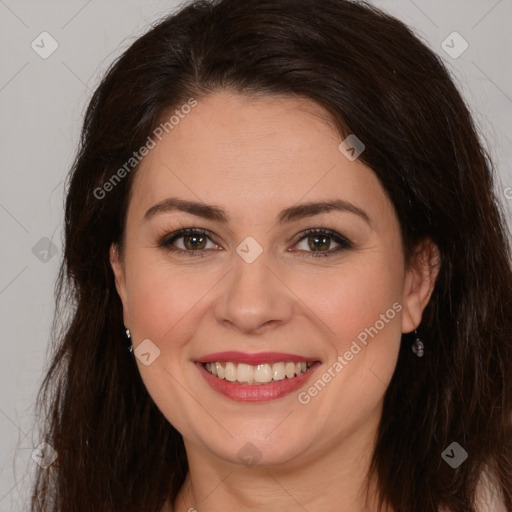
<box><xmin>0</xmin><ymin>0</ymin><xmax>511</xmax><ymax>510</ymax></box>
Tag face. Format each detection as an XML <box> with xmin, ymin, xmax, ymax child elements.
<box><xmin>110</xmin><ymin>91</ymin><xmax>438</xmax><ymax>468</ymax></box>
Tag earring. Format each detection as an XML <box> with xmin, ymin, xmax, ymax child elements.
<box><xmin>125</xmin><ymin>327</ymin><xmax>134</xmax><ymax>353</ymax></box>
<box><xmin>411</xmin><ymin>329</ymin><xmax>424</xmax><ymax>357</ymax></box>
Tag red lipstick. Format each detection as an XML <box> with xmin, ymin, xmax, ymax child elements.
<box><xmin>195</xmin><ymin>354</ymin><xmax>321</xmax><ymax>402</ymax></box>
<box><xmin>197</xmin><ymin>351</ymin><xmax>316</xmax><ymax>365</ymax></box>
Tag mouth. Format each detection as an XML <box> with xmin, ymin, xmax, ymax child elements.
<box><xmin>202</xmin><ymin>360</ymin><xmax>315</xmax><ymax>385</ymax></box>
<box><xmin>195</xmin><ymin>351</ymin><xmax>321</xmax><ymax>402</ymax></box>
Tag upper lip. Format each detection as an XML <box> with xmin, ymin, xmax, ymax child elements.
<box><xmin>197</xmin><ymin>351</ymin><xmax>319</xmax><ymax>365</ymax></box>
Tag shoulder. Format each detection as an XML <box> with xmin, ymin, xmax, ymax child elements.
<box><xmin>437</xmin><ymin>468</ymin><xmax>507</xmax><ymax>512</ymax></box>
<box><xmin>474</xmin><ymin>468</ymin><xmax>507</xmax><ymax>512</ymax></box>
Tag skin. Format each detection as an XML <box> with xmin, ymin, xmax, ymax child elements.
<box><xmin>110</xmin><ymin>91</ymin><xmax>440</xmax><ymax>512</ymax></box>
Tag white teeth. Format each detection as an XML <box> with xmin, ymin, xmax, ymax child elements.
<box><xmin>236</xmin><ymin>363</ymin><xmax>253</xmax><ymax>383</ymax></box>
<box><xmin>203</xmin><ymin>361</ymin><xmax>314</xmax><ymax>384</ymax></box>
<box><xmin>272</xmin><ymin>362</ymin><xmax>286</xmax><ymax>381</ymax></box>
<box><xmin>254</xmin><ymin>364</ymin><xmax>272</xmax><ymax>383</ymax></box>
<box><xmin>285</xmin><ymin>362</ymin><xmax>296</xmax><ymax>379</ymax></box>
<box><xmin>225</xmin><ymin>362</ymin><xmax>236</xmax><ymax>382</ymax></box>
<box><xmin>215</xmin><ymin>362</ymin><xmax>225</xmax><ymax>379</ymax></box>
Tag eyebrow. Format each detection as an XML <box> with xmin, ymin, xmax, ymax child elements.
<box><xmin>143</xmin><ymin>197</ymin><xmax>372</xmax><ymax>226</ymax></box>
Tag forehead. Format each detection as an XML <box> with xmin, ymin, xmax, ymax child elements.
<box><xmin>147</xmin><ymin>91</ymin><xmax>340</xmax><ymax>168</ymax></box>
<box><xmin>127</xmin><ymin>91</ymin><xmax>393</xmax><ymax>227</ymax></box>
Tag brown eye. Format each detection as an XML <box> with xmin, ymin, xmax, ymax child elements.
<box><xmin>158</xmin><ymin>228</ymin><xmax>220</xmax><ymax>256</ymax></box>
<box><xmin>306</xmin><ymin>233</ymin><xmax>331</xmax><ymax>251</ymax></box>
<box><xmin>182</xmin><ymin>233</ymin><xmax>207</xmax><ymax>250</ymax></box>
<box><xmin>292</xmin><ymin>229</ymin><xmax>352</xmax><ymax>257</ymax></box>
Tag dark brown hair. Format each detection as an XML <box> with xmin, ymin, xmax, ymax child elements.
<box><xmin>30</xmin><ymin>1</ymin><xmax>512</xmax><ymax>511</ymax></box>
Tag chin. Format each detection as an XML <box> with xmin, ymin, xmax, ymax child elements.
<box><xmin>201</xmin><ymin>429</ymin><xmax>312</xmax><ymax>468</ymax></box>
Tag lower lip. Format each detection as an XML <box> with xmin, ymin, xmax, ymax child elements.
<box><xmin>195</xmin><ymin>361</ymin><xmax>321</xmax><ymax>402</ymax></box>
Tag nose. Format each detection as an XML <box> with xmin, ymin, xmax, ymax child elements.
<box><xmin>214</xmin><ymin>249</ymin><xmax>294</xmax><ymax>335</ymax></box>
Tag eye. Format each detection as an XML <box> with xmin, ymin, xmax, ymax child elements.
<box><xmin>158</xmin><ymin>228</ymin><xmax>221</xmax><ymax>257</ymax></box>
<box><xmin>291</xmin><ymin>228</ymin><xmax>352</xmax><ymax>257</ymax></box>
<box><xmin>157</xmin><ymin>227</ymin><xmax>352</xmax><ymax>258</ymax></box>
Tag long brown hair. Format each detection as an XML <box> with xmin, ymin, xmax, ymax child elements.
<box><xmin>30</xmin><ymin>1</ymin><xmax>512</xmax><ymax>511</ymax></box>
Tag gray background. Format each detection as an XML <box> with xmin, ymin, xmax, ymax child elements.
<box><xmin>0</xmin><ymin>0</ymin><xmax>511</xmax><ymax>510</ymax></box>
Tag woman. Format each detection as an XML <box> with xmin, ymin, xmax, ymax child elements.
<box><xmin>30</xmin><ymin>0</ymin><xmax>512</xmax><ymax>511</ymax></box>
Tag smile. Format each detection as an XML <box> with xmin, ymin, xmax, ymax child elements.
<box><xmin>195</xmin><ymin>351</ymin><xmax>321</xmax><ymax>402</ymax></box>
<box><xmin>203</xmin><ymin>361</ymin><xmax>314</xmax><ymax>385</ymax></box>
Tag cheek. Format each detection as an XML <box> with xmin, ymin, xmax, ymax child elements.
<box><xmin>296</xmin><ymin>251</ymin><xmax>404</xmax><ymax>370</ymax></box>
<box><xmin>296</xmin><ymin>255</ymin><xmax>404</xmax><ymax>431</ymax></box>
<box><xmin>123</xmin><ymin>252</ymin><xmax>218</xmax><ymax>342</ymax></box>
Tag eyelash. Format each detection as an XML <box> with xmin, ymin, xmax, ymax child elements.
<box><xmin>157</xmin><ymin>227</ymin><xmax>353</xmax><ymax>258</ymax></box>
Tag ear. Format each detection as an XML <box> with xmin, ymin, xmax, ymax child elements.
<box><xmin>401</xmin><ymin>237</ymin><xmax>441</xmax><ymax>334</ymax></box>
<box><xmin>109</xmin><ymin>243</ymin><xmax>130</xmax><ymax>327</ymax></box>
